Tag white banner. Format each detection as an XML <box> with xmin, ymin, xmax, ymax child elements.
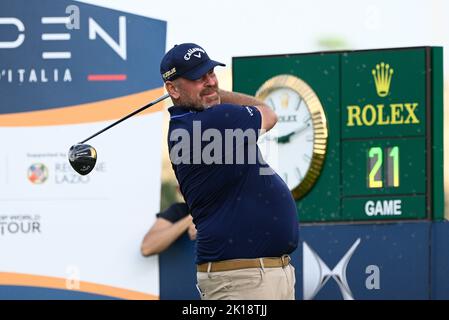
<box><xmin>0</xmin><ymin>112</ymin><xmax>163</xmax><ymax>299</ymax></box>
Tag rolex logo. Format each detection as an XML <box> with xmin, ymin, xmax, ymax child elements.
<box><xmin>372</xmin><ymin>62</ymin><xmax>394</xmax><ymax>97</ymax></box>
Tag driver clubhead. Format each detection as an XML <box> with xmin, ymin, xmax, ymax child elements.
<box><xmin>68</xmin><ymin>144</ymin><xmax>97</xmax><ymax>175</ymax></box>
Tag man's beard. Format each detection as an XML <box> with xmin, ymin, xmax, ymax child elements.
<box><xmin>178</xmin><ymin>101</ymin><xmax>206</xmax><ymax>111</ymax></box>
<box><xmin>189</xmin><ymin>104</ymin><xmax>206</xmax><ymax>111</ymax></box>
<box><xmin>176</xmin><ymin>88</ymin><xmax>220</xmax><ymax>111</ymax></box>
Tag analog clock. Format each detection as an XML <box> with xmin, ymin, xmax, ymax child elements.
<box><xmin>256</xmin><ymin>74</ymin><xmax>328</xmax><ymax>200</ymax></box>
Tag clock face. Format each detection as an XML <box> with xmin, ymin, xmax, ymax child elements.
<box><xmin>259</xmin><ymin>87</ymin><xmax>314</xmax><ymax>190</ymax></box>
<box><xmin>256</xmin><ymin>75</ymin><xmax>328</xmax><ymax>200</ymax></box>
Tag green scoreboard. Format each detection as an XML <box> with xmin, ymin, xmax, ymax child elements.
<box><xmin>233</xmin><ymin>47</ymin><xmax>444</xmax><ymax>222</ymax></box>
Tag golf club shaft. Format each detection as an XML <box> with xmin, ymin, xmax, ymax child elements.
<box><xmin>80</xmin><ymin>93</ymin><xmax>170</xmax><ymax>144</ymax></box>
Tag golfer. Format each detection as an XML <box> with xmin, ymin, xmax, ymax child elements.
<box><xmin>161</xmin><ymin>43</ymin><xmax>298</xmax><ymax>300</ymax></box>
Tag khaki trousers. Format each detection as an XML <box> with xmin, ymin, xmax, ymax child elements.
<box><xmin>196</xmin><ymin>264</ymin><xmax>295</xmax><ymax>300</ymax></box>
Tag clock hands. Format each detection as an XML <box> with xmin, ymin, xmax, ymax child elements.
<box><xmin>276</xmin><ymin>123</ymin><xmax>312</xmax><ymax>144</ymax></box>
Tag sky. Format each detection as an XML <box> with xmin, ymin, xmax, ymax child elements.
<box><xmin>76</xmin><ymin>0</ymin><xmax>448</xmax><ymax>74</ymax></box>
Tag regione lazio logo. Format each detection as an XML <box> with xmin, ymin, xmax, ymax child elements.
<box><xmin>303</xmin><ymin>238</ymin><xmax>361</xmax><ymax>300</ymax></box>
<box><xmin>28</xmin><ymin>163</ymin><xmax>49</xmax><ymax>184</ymax></box>
<box><xmin>372</xmin><ymin>62</ymin><xmax>394</xmax><ymax>97</ymax></box>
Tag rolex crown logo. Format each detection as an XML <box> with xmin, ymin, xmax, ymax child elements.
<box><xmin>281</xmin><ymin>92</ymin><xmax>289</xmax><ymax>109</ymax></box>
<box><xmin>372</xmin><ymin>62</ymin><xmax>394</xmax><ymax>97</ymax></box>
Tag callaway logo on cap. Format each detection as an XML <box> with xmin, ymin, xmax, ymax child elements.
<box><xmin>160</xmin><ymin>43</ymin><xmax>225</xmax><ymax>81</ymax></box>
<box><xmin>184</xmin><ymin>47</ymin><xmax>205</xmax><ymax>60</ymax></box>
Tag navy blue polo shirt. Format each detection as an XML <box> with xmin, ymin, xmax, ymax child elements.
<box><xmin>168</xmin><ymin>103</ymin><xmax>298</xmax><ymax>264</ymax></box>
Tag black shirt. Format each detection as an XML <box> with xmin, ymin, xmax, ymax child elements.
<box><xmin>156</xmin><ymin>202</ymin><xmax>189</xmax><ymax>223</ymax></box>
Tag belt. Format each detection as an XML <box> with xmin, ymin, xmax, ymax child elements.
<box><xmin>197</xmin><ymin>255</ymin><xmax>291</xmax><ymax>272</ymax></box>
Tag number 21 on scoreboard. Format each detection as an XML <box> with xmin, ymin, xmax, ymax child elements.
<box><xmin>368</xmin><ymin>146</ymin><xmax>399</xmax><ymax>189</ymax></box>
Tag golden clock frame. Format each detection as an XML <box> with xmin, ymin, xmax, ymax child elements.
<box><xmin>256</xmin><ymin>74</ymin><xmax>328</xmax><ymax>200</ymax></box>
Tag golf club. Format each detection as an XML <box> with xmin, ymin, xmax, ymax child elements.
<box><xmin>68</xmin><ymin>93</ymin><xmax>170</xmax><ymax>175</ymax></box>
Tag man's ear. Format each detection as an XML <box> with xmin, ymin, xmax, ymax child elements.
<box><xmin>165</xmin><ymin>81</ymin><xmax>180</xmax><ymax>99</ymax></box>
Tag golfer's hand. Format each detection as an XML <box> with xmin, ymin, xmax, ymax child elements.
<box><xmin>188</xmin><ymin>223</ymin><xmax>197</xmax><ymax>240</ymax></box>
